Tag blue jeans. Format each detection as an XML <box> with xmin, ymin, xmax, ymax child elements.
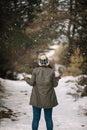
<box><xmin>32</xmin><ymin>106</ymin><xmax>53</xmax><ymax>130</ymax></box>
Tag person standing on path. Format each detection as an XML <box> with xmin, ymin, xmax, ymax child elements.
<box><xmin>23</xmin><ymin>53</ymin><xmax>61</xmax><ymax>130</ymax></box>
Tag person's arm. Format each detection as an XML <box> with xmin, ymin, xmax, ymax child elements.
<box><xmin>24</xmin><ymin>70</ymin><xmax>36</xmax><ymax>86</ymax></box>
<box><xmin>52</xmin><ymin>71</ymin><xmax>62</xmax><ymax>88</ymax></box>
<box><xmin>52</xmin><ymin>72</ymin><xmax>58</xmax><ymax>88</ymax></box>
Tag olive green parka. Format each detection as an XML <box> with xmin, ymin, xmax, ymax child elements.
<box><xmin>26</xmin><ymin>66</ymin><xmax>59</xmax><ymax>108</ymax></box>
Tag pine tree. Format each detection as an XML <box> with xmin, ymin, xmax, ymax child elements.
<box><xmin>68</xmin><ymin>47</ymin><xmax>84</xmax><ymax>75</ymax></box>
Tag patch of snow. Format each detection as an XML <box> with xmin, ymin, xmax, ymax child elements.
<box><xmin>52</xmin><ymin>35</ymin><xmax>68</xmax><ymax>44</ymax></box>
<box><xmin>0</xmin><ymin>75</ymin><xmax>87</xmax><ymax>130</ymax></box>
<box><xmin>45</xmin><ymin>45</ymin><xmax>60</xmax><ymax>58</ymax></box>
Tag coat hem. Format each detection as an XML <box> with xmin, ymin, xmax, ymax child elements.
<box><xmin>29</xmin><ymin>103</ymin><xmax>58</xmax><ymax>109</ymax></box>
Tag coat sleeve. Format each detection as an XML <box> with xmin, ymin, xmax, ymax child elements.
<box><xmin>26</xmin><ymin>70</ymin><xmax>36</xmax><ymax>86</ymax></box>
<box><xmin>52</xmin><ymin>72</ymin><xmax>58</xmax><ymax>88</ymax></box>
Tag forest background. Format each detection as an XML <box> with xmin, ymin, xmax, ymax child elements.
<box><xmin>0</xmin><ymin>0</ymin><xmax>87</xmax><ymax>78</ymax></box>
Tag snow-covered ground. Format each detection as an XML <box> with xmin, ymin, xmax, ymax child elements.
<box><xmin>0</xmin><ymin>75</ymin><xmax>87</xmax><ymax>130</ymax></box>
